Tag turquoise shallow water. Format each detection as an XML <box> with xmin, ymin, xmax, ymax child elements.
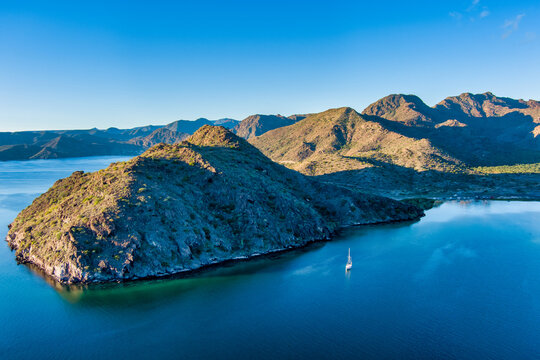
<box><xmin>1</xmin><ymin>158</ymin><xmax>540</xmax><ymax>359</ymax></box>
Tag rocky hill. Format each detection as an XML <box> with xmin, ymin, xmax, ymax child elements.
<box><xmin>362</xmin><ymin>92</ymin><xmax>540</xmax><ymax>165</ymax></box>
<box><xmin>362</xmin><ymin>94</ymin><xmax>435</xmax><ymax>126</ymax></box>
<box><xmin>435</xmin><ymin>92</ymin><xmax>540</xmax><ymax>122</ymax></box>
<box><xmin>6</xmin><ymin>126</ymin><xmax>422</xmax><ymax>284</ymax></box>
<box><xmin>250</xmin><ymin>107</ymin><xmax>464</xmax><ymax>174</ymax></box>
<box><xmin>250</xmin><ymin>94</ymin><xmax>540</xmax><ymax>198</ymax></box>
<box><xmin>250</xmin><ymin>93</ymin><xmax>540</xmax><ymax>173</ymax></box>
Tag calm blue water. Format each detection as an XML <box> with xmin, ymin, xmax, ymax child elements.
<box><xmin>1</xmin><ymin>158</ymin><xmax>540</xmax><ymax>359</ymax></box>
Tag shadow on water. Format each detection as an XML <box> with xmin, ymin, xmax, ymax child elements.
<box><xmin>335</xmin><ymin>218</ymin><xmax>421</xmax><ymax>240</ymax></box>
<box><xmin>29</xmin><ymin>242</ymin><xmax>328</xmax><ymax>308</ymax></box>
<box><xmin>25</xmin><ymin>219</ymin><xmax>423</xmax><ymax>308</ymax></box>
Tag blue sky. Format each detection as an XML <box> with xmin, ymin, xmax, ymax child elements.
<box><xmin>0</xmin><ymin>0</ymin><xmax>539</xmax><ymax>131</ymax></box>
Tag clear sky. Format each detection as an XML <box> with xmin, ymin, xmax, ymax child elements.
<box><xmin>1</xmin><ymin>0</ymin><xmax>539</xmax><ymax>131</ymax></box>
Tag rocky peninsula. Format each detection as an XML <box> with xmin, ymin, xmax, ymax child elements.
<box><xmin>6</xmin><ymin>126</ymin><xmax>423</xmax><ymax>284</ymax></box>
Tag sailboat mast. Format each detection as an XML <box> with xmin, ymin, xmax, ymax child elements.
<box><xmin>346</xmin><ymin>248</ymin><xmax>352</xmax><ymax>270</ymax></box>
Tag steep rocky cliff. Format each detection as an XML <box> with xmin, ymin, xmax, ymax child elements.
<box><xmin>6</xmin><ymin>126</ymin><xmax>423</xmax><ymax>284</ymax></box>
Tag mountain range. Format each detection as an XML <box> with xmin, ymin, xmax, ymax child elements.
<box><xmin>253</xmin><ymin>92</ymin><xmax>539</xmax><ymax>174</ymax></box>
<box><xmin>0</xmin><ymin>118</ymin><xmax>232</xmax><ymax>161</ymax></box>
<box><xmin>362</xmin><ymin>92</ymin><xmax>540</xmax><ymax>165</ymax></box>
<box><xmin>2</xmin><ymin>91</ymin><xmax>538</xmax><ymax>198</ymax></box>
<box><xmin>0</xmin><ymin>113</ymin><xmax>312</xmax><ymax>161</ymax></box>
<box><xmin>249</xmin><ymin>92</ymin><xmax>539</xmax><ymax>198</ymax></box>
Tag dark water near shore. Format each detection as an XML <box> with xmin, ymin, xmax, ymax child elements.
<box><xmin>1</xmin><ymin>158</ymin><xmax>540</xmax><ymax>359</ymax></box>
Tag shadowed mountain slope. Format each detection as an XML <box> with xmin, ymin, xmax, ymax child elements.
<box><xmin>362</xmin><ymin>92</ymin><xmax>540</xmax><ymax>165</ymax></box>
<box><xmin>250</xmin><ymin>94</ymin><xmax>540</xmax><ymax>198</ymax></box>
<box><xmin>250</xmin><ymin>107</ymin><xmax>463</xmax><ymax>174</ymax></box>
<box><xmin>435</xmin><ymin>92</ymin><xmax>540</xmax><ymax>122</ymax></box>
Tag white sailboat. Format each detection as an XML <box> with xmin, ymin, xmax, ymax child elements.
<box><xmin>345</xmin><ymin>248</ymin><xmax>352</xmax><ymax>271</ymax></box>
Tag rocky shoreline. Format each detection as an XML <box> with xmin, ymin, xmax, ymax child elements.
<box><xmin>23</xmin><ymin>215</ymin><xmax>422</xmax><ymax>288</ymax></box>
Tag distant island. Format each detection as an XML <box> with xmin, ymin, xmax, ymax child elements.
<box><xmin>6</xmin><ymin>126</ymin><xmax>422</xmax><ymax>284</ymax></box>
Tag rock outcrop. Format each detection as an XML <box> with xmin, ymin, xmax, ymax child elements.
<box><xmin>362</xmin><ymin>94</ymin><xmax>435</xmax><ymax>126</ymax></box>
<box><xmin>6</xmin><ymin>126</ymin><xmax>423</xmax><ymax>284</ymax></box>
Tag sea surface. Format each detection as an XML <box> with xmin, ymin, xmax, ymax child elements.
<box><xmin>1</xmin><ymin>158</ymin><xmax>539</xmax><ymax>359</ymax></box>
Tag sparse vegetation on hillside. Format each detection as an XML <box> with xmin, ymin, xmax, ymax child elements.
<box><xmin>473</xmin><ymin>163</ymin><xmax>540</xmax><ymax>174</ymax></box>
<box><xmin>250</xmin><ymin>94</ymin><xmax>540</xmax><ymax>199</ymax></box>
<box><xmin>7</xmin><ymin>125</ymin><xmax>422</xmax><ymax>284</ymax></box>
<box><xmin>251</xmin><ymin>107</ymin><xmax>466</xmax><ymax>175</ymax></box>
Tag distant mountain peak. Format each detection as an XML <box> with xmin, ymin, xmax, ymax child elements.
<box><xmin>435</xmin><ymin>92</ymin><xmax>536</xmax><ymax>119</ymax></box>
<box><xmin>312</xmin><ymin>107</ymin><xmax>360</xmax><ymax>122</ymax></box>
<box><xmin>362</xmin><ymin>94</ymin><xmax>432</xmax><ymax>125</ymax></box>
<box><xmin>330</xmin><ymin>106</ymin><xmax>357</xmax><ymax>113</ymax></box>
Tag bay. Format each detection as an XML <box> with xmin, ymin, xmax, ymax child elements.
<box><xmin>1</xmin><ymin>158</ymin><xmax>539</xmax><ymax>359</ymax></box>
